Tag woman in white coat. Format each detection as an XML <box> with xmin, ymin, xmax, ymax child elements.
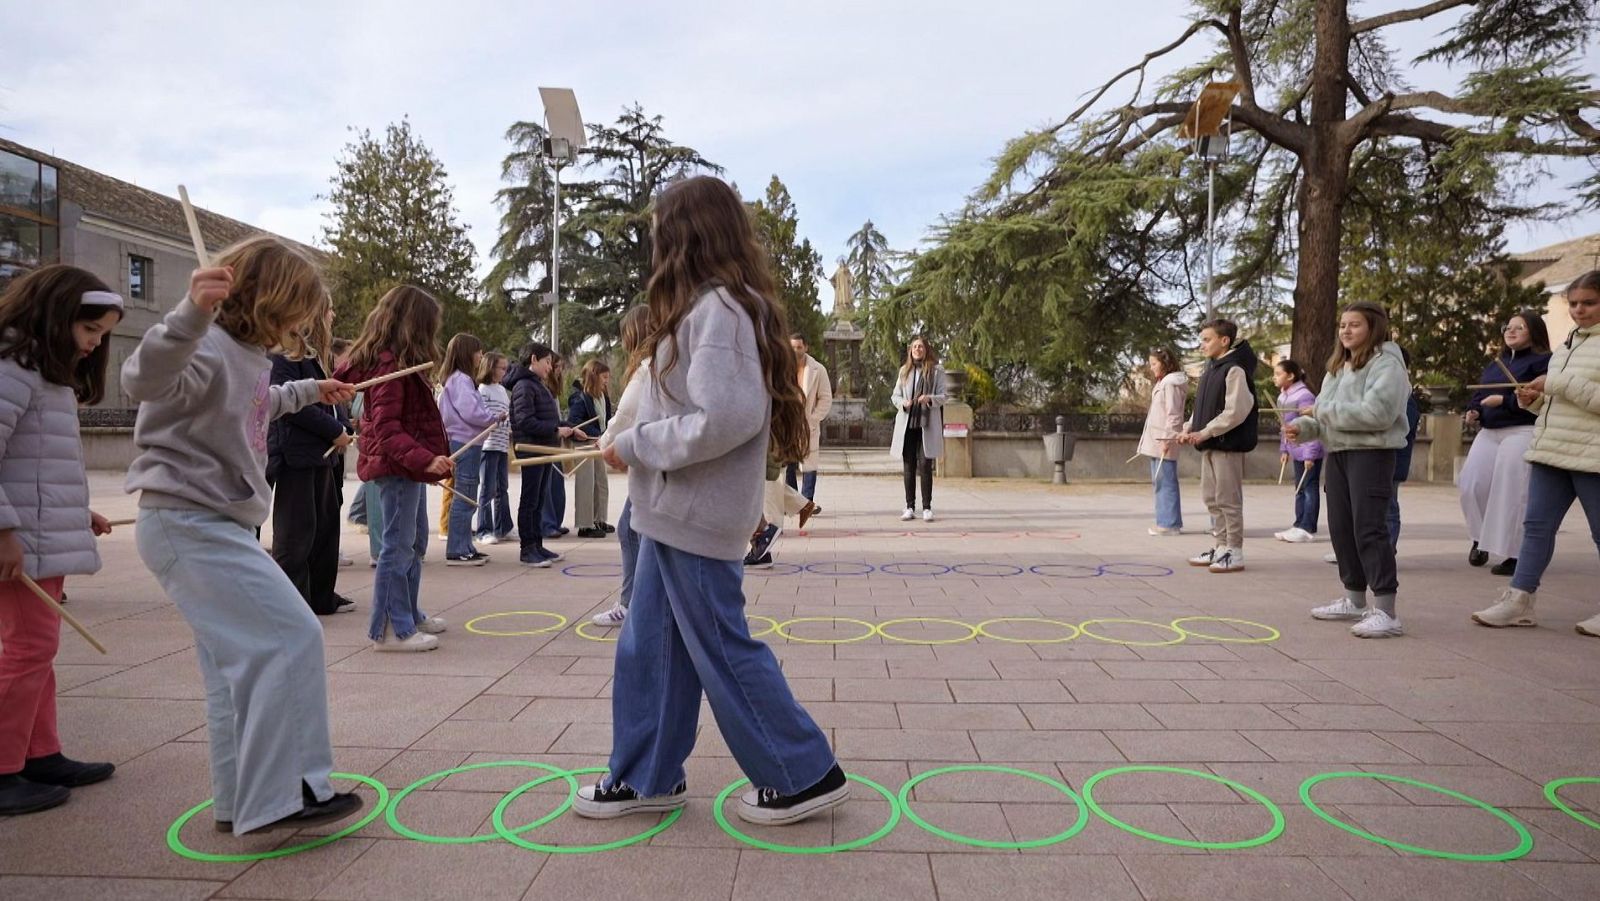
<box><xmin>890</xmin><ymin>336</ymin><xmax>946</xmax><ymax>521</ymax></box>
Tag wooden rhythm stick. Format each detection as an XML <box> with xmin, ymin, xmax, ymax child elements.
<box><xmin>510</xmin><ymin>449</ymin><xmax>603</xmax><ymax>468</ymax></box>
<box><xmin>1125</xmin><ymin>451</ymin><xmax>1141</xmax><ymax>465</ymax></box>
<box><xmin>350</xmin><ymin>362</ymin><xmax>434</xmax><ymax>393</ymax></box>
<box><xmin>103</xmin><ymin>518</ymin><xmax>137</xmax><ymax>528</ymax></box>
<box><xmin>448</xmin><ymin>421</ymin><xmax>501</xmax><ymax>462</ymax></box>
<box><xmin>322</xmin><ymin>430</ymin><xmax>352</xmax><ymax>459</ymax></box>
<box><xmin>1295</xmin><ymin>463</ymin><xmax>1314</xmax><ymax>494</ymax></box>
<box><xmin>1278</xmin><ymin>455</ymin><xmax>1288</xmax><ymax>485</ymax></box>
<box><xmin>177</xmin><ymin>185</ymin><xmax>211</xmax><ymax>268</ymax></box>
<box><xmin>437</xmin><ymin>481</ymin><xmax>478</xmax><ymax>508</ymax></box>
<box><xmin>1466</xmin><ymin>382</ymin><xmax>1522</xmax><ymax>390</ymax></box>
<box><xmin>1494</xmin><ymin>357</ymin><xmax>1520</xmax><ymax>388</ymax></box>
<box><xmin>21</xmin><ymin>575</ymin><xmax>107</xmax><ymax>654</ymax></box>
<box><xmin>570</xmin><ymin>413</ymin><xmax>601</xmax><ymax>432</ymax></box>
<box><xmin>515</xmin><ymin>443</ymin><xmax>570</xmax><ymax>455</ymax></box>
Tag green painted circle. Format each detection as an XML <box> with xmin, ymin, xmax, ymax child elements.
<box><xmin>167</xmin><ymin>773</ymin><xmax>389</xmax><ymax>862</ymax></box>
<box><xmin>386</xmin><ymin>761</ymin><xmax>578</xmax><ymax>844</ymax></box>
<box><xmin>1545</xmin><ymin>777</ymin><xmax>1600</xmax><ymax>832</ymax></box>
<box><xmin>897</xmin><ymin>765</ymin><xmax>1088</xmax><ymax>849</ymax></box>
<box><xmin>1083</xmin><ymin>765</ymin><xmax>1284</xmax><ymax>850</ymax></box>
<box><xmin>491</xmin><ymin>767</ymin><xmax>681</xmax><ymax>853</ymax></box>
<box><xmin>713</xmin><ymin>773</ymin><xmax>899</xmax><ymax>853</ymax></box>
<box><xmin>1300</xmin><ymin>772</ymin><xmax>1533</xmax><ymax>861</ymax></box>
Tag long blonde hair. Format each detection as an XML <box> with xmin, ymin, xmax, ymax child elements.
<box><xmin>899</xmin><ymin>335</ymin><xmax>939</xmax><ymax>386</ymax></box>
<box><xmin>212</xmin><ymin>236</ymin><xmax>325</xmax><ymax>351</ymax></box>
<box><xmin>346</xmin><ymin>285</ymin><xmax>442</xmax><ymax>372</ymax></box>
<box><xmin>1325</xmin><ymin>301</ymin><xmax>1390</xmax><ymax>375</ymax></box>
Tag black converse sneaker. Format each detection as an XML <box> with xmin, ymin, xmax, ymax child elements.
<box><xmin>737</xmin><ymin>763</ymin><xmax>850</xmax><ymax>826</ymax></box>
<box><xmin>573</xmin><ymin>780</ymin><xmax>688</xmax><ymax>819</ymax></box>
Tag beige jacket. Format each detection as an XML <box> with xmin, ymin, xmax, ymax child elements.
<box><xmin>1526</xmin><ymin>323</ymin><xmax>1600</xmax><ymax>473</ymax></box>
<box><xmin>798</xmin><ymin>354</ymin><xmax>833</xmax><ymax>471</ymax></box>
<box><xmin>1137</xmin><ymin>371</ymin><xmax>1188</xmax><ymax>460</ymax></box>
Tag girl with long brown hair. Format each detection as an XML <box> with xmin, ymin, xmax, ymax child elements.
<box><xmin>890</xmin><ymin>335</ymin><xmax>947</xmax><ymax>521</ymax></box>
<box><xmin>436</xmin><ymin>332</ymin><xmax>499</xmax><ymax>565</ymax></box>
<box><xmin>1136</xmin><ymin>347</ymin><xmax>1187</xmax><ymax>535</ymax></box>
<box><xmin>580</xmin><ymin>176</ymin><xmax>846</xmax><ymax>826</ymax></box>
<box><xmin>333</xmin><ymin>286</ymin><xmax>452</xmax><ymax>652</ymax></box>
<box><xmin>569</xmin><ymin>359</ymin><xmax>613</xmax><ymax>538</ymax></box>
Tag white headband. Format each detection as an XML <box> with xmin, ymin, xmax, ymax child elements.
<box><xmin>81</xmin><ymin>291</ymin><xmax>125</xmax><ymax>310</ymax></box>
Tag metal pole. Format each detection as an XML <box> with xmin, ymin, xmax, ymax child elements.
<box><xmin>1053</xmin><ymin>415</ymin><xmax>1067</xmax><ymax>485</ymax></box>
<box><xmin>1205</xmin><ymin>158</ymin><xmax>1216</xmax><ymax>320</ymax></box>
<box><xmin>550</xmin><ymin>162</ymin><xmax>561</xmax><ymax>352</ymax></box>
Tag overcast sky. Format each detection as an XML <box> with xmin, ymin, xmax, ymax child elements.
<box><xmin>6</xmin><ymin>0</ymin><xmax>1597</xmax><ymax>309</ymax></box>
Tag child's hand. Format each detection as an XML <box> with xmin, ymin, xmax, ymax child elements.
<box><xmin>1515</xmin><ymin>375</ymin><xmax>1546</xmax><ymax>407</ymax></box>
<box><xmin>189</xmin><ymin>267</ymin><xmax>234</xmax><ymax>314</ymax></box>
<box><xmin>0</xmin><ymin>530</ymin><xmax>23</xmax><ymax>581</ymax></box>
<box><xmin>1464</xmin><ymin>409</ymin><xmax>1481</xmax><ymax>424</ymax></box>
<box><xmin>1280</xmin><ymin>452</ymin><xmax>1290</xmax><ymax>465</ymax></box>
<box><xmin>318</xmin><ymin>380</ymin><xmax>356</xmax><ymax>405</ymax></box>
<box><xmin>1298</xmin><ymin>406</ymin><xmax>1314</xmax><ymax>416</ymax></box>
<box><xmin>90</xmin><ymin>511</ymin><xmax>112</xmax><ymax>536</ymax></box>
<box><xmin>332</xmin><ymin>431</ymin><xmax>355</xmax><ymax>451</ymax></box>
<box><xmin>558</xmin><ymin>426</ymin><xmax>575</xmax><ymax>439</ymax></box>
<box><xmin>601</xmin><ymin>445</ymin><xmax>626</xmax><ymax>471</ymax></box>
<box><xmin>424</xmin><ymin>455</ymin><xmax>454</xmax><ymax>478</ymax></box>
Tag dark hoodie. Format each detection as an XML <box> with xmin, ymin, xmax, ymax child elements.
<box><xmin>1189</xmin><ymin>338</ymin><xmax>1259</xmax><ymax>453</ymax></box>
<box><xmin>503</xmin><ymin>362</ymin><xmax>562</xmax><ymax>445</ymax></box>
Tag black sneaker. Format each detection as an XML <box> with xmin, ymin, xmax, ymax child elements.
<box><xmin>19</xmin><ymin>753</ymin><xmax>114</xmax><ymax>787</ymax></box>
<box><xmin>576</xmin><ymin>527</ymin><xmax>606</xmax><ymax>538</ymax></box>
<box><xmin>446</xmin><ymin>554</ymin><xmax>487</xmax><ymax>567</ymax></box>
<box><xmin>573</xmin><ymin>780</ymin><xmax>687</xmax><ymax>819</ymax></box>
<box><xmin>241</xmin><ymin>782</ymin><xmax>365</xmax><ymax>834</ymax></box>
<box><xmin>747</xmin><ymin>523</ymin><xmax>781</xmax><ymax>562</ymax></box>
<box><xmin>0</xmin><ymin>774</ymin><xmax>70</xmax><ymax>815</ymax></box>
<box><xmin>747</xmin><ymin>552</ymin><xmax>774</xmax><ymax>569</ymax></box>
<box><xmin>1491</xmin><ymin>557</ymin><xmax>1518</xmax><ymax>576</ymax></box>
<box><xmin>737</xmin><ymin>763</ymin><xmax>849</xmax><ymax>825</ymax></box>
<box><xmin>601</xmin><ymin>522</ymin><xmax>616</xmax><ymax>534</ymax></box>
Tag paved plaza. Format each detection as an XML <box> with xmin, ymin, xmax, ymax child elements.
<box><xmin>2</xmin><ymin>472</ymin><xmax>1599</xmax><ymax>900</ymax></box>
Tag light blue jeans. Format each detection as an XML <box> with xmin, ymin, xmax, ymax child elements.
<box><xmin>373</xmin><ymin>477</ymin><xmax>430</xmax><ymax>641</ymax></box>
<box><xmin>605</xmin><ymin>536</ymin><xmax>836</xmax><ymax>797</ymax></box>
<box><xmin>1150</xmin><ymin>457</ymin><xmax>1182</xmax><ymax>530</ymax></box>
<box><xmin>446</xmin><ymin>441</ymin><xmax>482</xmax><ymax>558</ymax></box>
<box><xmin>616</xmin><ymin>499</ymin><xmax>638</xmax><ymax>609</ymax></box>
<box><xmin>1292</xmin><ymin>458</ymin><xmax>1322</xmax><ymax>533</ymax></box>
<box><xmin>135</xmin><ymin>508</ymin><xmax>336</xmax><ymax>833</ymax></box>
<box><xmin>1512</xmin><ymin>463</ymin><xmax>1600</xmax><ymax>593</ymax></box>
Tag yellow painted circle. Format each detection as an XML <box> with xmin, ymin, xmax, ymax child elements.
<box><xmin>574</xmin><ymin>621</ymin><xmax>618</xmax><ymax>643</ymax></box>
<box><xmin>1077</xmin><ymin>618</ymin><xmax>1186</xmax><ymax>647</ymax></box>
<box><xmin>773</xmin><ymin>617</ymin><xmax>878</xmax><ymax>644</ymax></box>
<box><xmin>1170</xmin><ymin>616</ymin><xmax>1280</xmax><ymax>644</ymax></box>
<box><xmin>874</xmin><ymin>617</ymin><xmax>981</xmax><ymax>645</ymax></box>
<box><xmin>975</xmin><ymin>617</ymin><xmax>1082</xmax><ymax>644</ymax></box>
<box><xmin>463</xmin><ymin>611</ymin><xmax>569</xmax><ymax>637</ymax></box>
<box><xmin>746</xmin><ymin>614</ymin><xmax>780</xmax><ymax>639</ymax></box>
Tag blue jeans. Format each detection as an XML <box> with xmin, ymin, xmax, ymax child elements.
<box><xmin>784</xmin><ymin>463</ymin><xmax>818</xmax><ymax>501</ymax></box>
<box><xmin>347</xmin><ymin>479</ymin><xmax>369</xmax><ymax>524</ymax></box>
<box><xmin>476</xmin><ymin>450</ymin><xmax>513</xmax><ymax>538</ymax></box>
<box><xmin>1149</xmin><ymin>457</ymin><xmax>1181</xmax><ymax>529</ymax></box>
<box><xmin>606</xmin><ymin>536</ymin><xmax>836</xmax><ymax>797</ymax></box>
<box><xmin>543</xmin><ymin>468</ymin><xmax>566</xmax><ymax>535</ymax></box>
<box><xmin>617</xmin><ymin>499</ymin><xmax>638</xmax><ymax>609</ymax></box>
<box><xmin>446</xmin><ymin>441</ymin><xmax>482</xmax><ymax>558</ymax></box>
<box><xmin>1511</xmin><ymin>463</ymin><xmax>1600</xmax><ymax>593</ymax></box>
<box><xmin>1292</xmin><ymin>458</ymin><xmax>1322</xmax><ymax>533</ymax></box>
<box><xmin>1387</xmin><ymin>481</ymin><xmax>1402</xmax><ymax>550</ymax></box>
<box><xmin>372</xmin><ymin>477</ymin><xmax>430</xmax><ymax>641</ymax></box>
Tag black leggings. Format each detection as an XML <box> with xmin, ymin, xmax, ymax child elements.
<box><xmin>902</xmin><ymin>428</ymin><xmax>934</xmax><ymax>509</ymax></box>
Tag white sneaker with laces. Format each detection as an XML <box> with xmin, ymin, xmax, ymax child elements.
<box><xmin>374</xmin><ymin>632</ymin><xmax>438</xmax><ymax>653</ymax></box>
<box><xmin>1280</xmin><ymin>527</ymin><xmax>1314</xmax><ymax>543</ymax></box>
<box><xmin>1471</xmin><ymin>589</ymin><xmax>1537</xmax><ymax>628</ymax></box>
<box><xmin>1208</xmin><ymin>547</ymin><xmax>1244</xmax><ymax>573</ymax></box>
<box><xmin>1311</xmin><ymin>597</ymin><xmax>1365</xmax><ymax>620</ymax></box>
<box><xmin>416</xmin><ymin>616</ymin><xmax>448</xmax><ymax>634</ymax></box>
<box><xmin>1148</xmin><ymin>526</ymin><xmax>1181</xmax><ymax>536</ymax></box>
<box><xmin>922</xmin><ymin>508</ymin><xmax>935</xmax><ymax>523</ymax></box>
<box><xmin>900</xmin><ymin>507</ymin><xmax>915</xmax><ymax>521</ymax></box>
<box><xmin>1187</xmin><ymin>547</ymin><xmax>1217</xmax><ymax>567</ymax></box>
<box><xmin>591</xmin><ymin>604</ymin><xmax>627</xmax><ymax>627</ymax></box>
<box><xmin>479</xmin><ymin>534</ymin><xmax>500</xmax><ymax>546</ymax></box>
<box><xmin>1351</xmin><ymin>609</ymin><xmax>1404</xmax><ymax>638</ymax></box>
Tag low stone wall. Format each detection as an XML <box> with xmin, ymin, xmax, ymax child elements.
<box><xmin>82</xmin><ymin>427</ymin><xmax>138</xmax><ymax>471</ymax></box>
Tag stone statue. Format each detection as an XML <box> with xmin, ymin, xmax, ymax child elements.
<box><xmin>831</xmin><ymin>263</ymin><xmax>855</xmax><ymax>318</ymax></box>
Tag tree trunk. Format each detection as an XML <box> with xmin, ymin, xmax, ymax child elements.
<box><xmin>1291</xmin><ymin>0</ymin><xmax>1355</xmax><ymax>393</ymax></box>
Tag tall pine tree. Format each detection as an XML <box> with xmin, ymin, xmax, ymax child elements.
<box><xmin>748</xmin><ymin>176</ymin><xmax>827</xmax><ymax>348</ymax></box>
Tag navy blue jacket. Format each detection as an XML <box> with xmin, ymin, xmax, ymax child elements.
<box><xmin>1468</xmin><ymin>349</ymin><xmax>1551</xmax><ymax>430</ymax></box>
<box><xmin>505</xmin><ymin>363</ymin><xmax>561</xmax><ymax>445</ymax></box>
<box><xmin>267</xmin><ymin>354</ymin><xmax>348</xmax><ymax>478</ymax></box>
<box><xmin>566</xmin><ymin>379</ymin><xmax>612</xmax><ymax>440</ymax></box>
<box><xmin>1393</xmin><ymin>392</ymin><xmax>1421</xmax><ymax>483</ymax></box>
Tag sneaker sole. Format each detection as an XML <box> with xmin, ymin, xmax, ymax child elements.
<box><xmin>445</xmin><ymin>560</ymin><xmax>487</xmax><ymax>567</ymax></box>
<box><xmin>737</xmin><ymin>784</ymin><xmax>850</xmax><ymax>826</ymax></box>
<box><xmin>1353</xmin><ymin>628</ymin><xmax>1405</xmax><ymax>639</ymax></box>
<box><xmin>1577</xmin><ymin>625</ymin><xmax>1600</xmax><ymax>638</ymax></box>
<box><xmin>1187</xmin><ymin>561</ymin><xmax>1214</xmax><ymax>567</ymax></box>
<box><xmin>0</xmin><ymin>787</ymin><xmax>71</xmax><ymax>815</ymax></box>
<box><xmin>373</xmin><ymin>642</ymin><xmax>438</xmax><ymax>653</ymax></box>
<box><xmin>1311</xmin><ymin>612</ymin><xmax>1363</xmax><ymax>621</ymax></box>
<box><xmin>1207</xmin><ymin>567</ymin><xmax>1245</xmax><ymax>573</ymax></box>
<box><xmin>573</xmin><ymin>796</ymin><xmax>686</xmax><ymax>820</ymax></box>
<box><xmin>1471</xmin><ymin>615</ymin><xmax>1536</xmax><ymax>628</ymax></box>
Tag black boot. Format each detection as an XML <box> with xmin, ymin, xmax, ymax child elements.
<box><xmin>19</xmin><ymin>753</ymin><xmax>114</xmax><ymax>787</ymax></box>
<box><xmin>1468</xmin><ymin>542</ymin><xmax>1489</xmax><ymax>567</ymax></box>
<box><xmin>0</xmin><ymin>773</ymin><xmax>70</xmax><ymax>816</ymax></box>
<box><xmin>1491</xmin><ymin>557</ymin><xmax>1518</xmax><ymax>576</ymax></box>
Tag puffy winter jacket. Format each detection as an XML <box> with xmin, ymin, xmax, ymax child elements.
<box><xmin>267</xmin><ymin>353</ymin><xmax>347</xmax><ymax>478</ymax></box>
<box><xmin>1526</xmin><ymin>323</ymin><xmax>1600</xmax><ymax>473</ymax></box>
<box><xmin>1289</xmin><ymin>341</ymin><xmax>1411</xmax><ymax>453</ymax></box>
<box><xmin>504</xmin><ymin>364</ymin><xmax>562</xmax><ymax>445</ymax></box>
<box><xmin>333</xmin><ymin>351</ymin><xmax>448</xmax><ymax>483</ymax></box>
<box><xmin>567</xmin><ymin>379</ymin><xmax>612</xmax><ymax>441</ymax></box>
<box><xmin>0</xmin><ymin>356</ymin><xmax>101</xmax><ymax>579</ymax></box>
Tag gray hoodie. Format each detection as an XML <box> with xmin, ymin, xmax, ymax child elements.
<box><xmin>122</xmin><ymin>297</ymin><xmax>322</xmax><ymax>527</ymax></box>
<box><xmin>609</xmin><ymin>286</ymin><xmax>770</xmax><ymax>560</ymax></box>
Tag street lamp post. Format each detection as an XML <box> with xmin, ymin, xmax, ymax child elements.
<box><xmin>538</xmin><ymin>87</ymin><xmax>586</xmax><ymax>355</ymax></box>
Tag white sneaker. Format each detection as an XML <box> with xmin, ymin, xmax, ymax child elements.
<box><xmin>1472</xmin><ymin>589</ymin><xmax>1537</xmax><ymax>628</ymax></box>
<box><xmin>338</xmin><ymin>551</ymin><xmax>355</xmax><ymax>567</ymax></box>
<box><xmin>374</xmin><ymin>632</ymin><xmax>438</xmax><ymax>653</ymax></box>
<box><xmin>1576</xmin><ymin>613</ymin><xmax>1600</xmax><ymax>638</ymax></box>
<box><xmin>1311</xmin><ymin>597</ymin><xmax>1365</xmax><ymax>621</ymax></box>
<box><xmin>416</xmin><ymin>616</ymin><xmax>448</xmax><ymax>634</ymax></box>
<box><xmin>1148</xmin><ymin>526</ymin><xmax>1182</xmax><ymax>536</ymax></box>
<box><xmin>1351</xmin><ymin>609</ymin><xmax>1404</xmax><ymax>638</ymax></box>
<box><xmin>591</xmin><ymin>604</ymin><xmax>627</xmax><ymax>627</ymax></box>
<box><xmin>1323</xmin><ymin>552</ymin><xmax>1338</xmax><ymax>564</ymax></box>
<box><xmin>900</xmin><ymin>507</ymin><xmax>915</xmax><ymax>521</ymax></box>
<box><xmin>1208</xmin><ymin>547</ymin><xmax>1244</xmax><ymax>573</ymax></box>
<box><xmin>1278</xmin><ymin>527</ymin><xmax>1314</xmax><ymax>543</ymax></box>
<box><xmin>478</xmin><ymin>533</ymin><xmax>501</xmax><ymax>546</ymax></box>
<box><xmin>1187</xmin><ymin>547</ymin><xmax>1218</xmax><ymax>567</ymax></box>
<box><xmin>922</xmin><ymin>508</ymin><xmax>935</xmax><ymax>522</ymax></box>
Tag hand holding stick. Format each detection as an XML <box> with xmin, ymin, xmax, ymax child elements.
<box><xmin>1295</xmin><ymin>462</ymin><xmax>1314</xmax><ymax>495</ymax></box>
<box><xmin>1494</xmin><ymin>357</ymin><xmax>1520</xmax><ymax>388</ymax></box>
<box><xmin>350</xmin><ymin>362</ymin><xmax>434</xmax><ymax>393</ymax></box>
<box><xmin>510</xmin><ymin>449</ymin><xmax>604</xmax><ymax>468</ymax></box>
<box><xmin>448</xmin><ymin>421</ymin><xmax>500</xmax><ymax>462</ymax></box>
<box><xmin>103</xmin><ymin>518</ymin><xmax>136</xmax><ymax>528</ymax></box>
<box><xmin>21</xmin><ymin>575</ymin><xmax>107</xmax><ymax>655</ymax></box>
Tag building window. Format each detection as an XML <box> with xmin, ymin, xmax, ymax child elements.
<box><xmin>129</xmin><ymin>255</ymin><xmax>151</xmax><ymax>300</ymax></box>
<box><xmin>0</xmin><ymin>149</ymin><xmax>60</xmax><ymax>290</ymax></box>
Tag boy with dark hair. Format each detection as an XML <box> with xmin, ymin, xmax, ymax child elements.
<box><xmin>1177</xmin><ymin>318</ymin><xmax>1259</xmax><ymax>573</ymax></box>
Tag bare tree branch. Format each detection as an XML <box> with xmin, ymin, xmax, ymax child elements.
<box><xmin>1350</xmin><ymin>0</ymin><xmax>1473</xmax><ymax>35</ymax></box>
<box><xmin>1369</xmin><ymin>112</ymin><xmax>1600</xmax><ymax>156</ymax></box>
<box><xmin>1226</xmin><ymin>6</ymin><xmax>1257</xmax><ymax>104</ymax></box>
<box><xmin>1048</xmin><ymin>18</ymin><xmax>1227</xmax><ymax>133</ymax></box>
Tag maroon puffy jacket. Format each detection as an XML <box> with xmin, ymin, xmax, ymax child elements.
<box><xmin>334</xmin><ymin>352</ymin><xmax>448</xmax><ymax>483</ymax></box>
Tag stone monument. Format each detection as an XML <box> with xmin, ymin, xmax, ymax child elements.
<box><xmin>822</xmin><ymin>262</ymin><xmax>871</xmax><ymax>441</ymax></box>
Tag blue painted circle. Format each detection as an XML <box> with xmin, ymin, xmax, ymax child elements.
<box><xmin>1097</xmin><ymin>562</ymin><xmax>1175</xmax><ymax>578</ymax></box>
<box><xmin>803</xmin><ymin>562</ymin><xmax>876</xmax><ymax>576</ymax></box>
<box><xmin>879</xmin><ymin>562</ymin><xmax>953</xmax><ymax>577</ymax></box>
<box><xmin>951</xmin><ymin>563</ymin><xmax>1026</xmax><ymax>578</ymax></box>
<box><xmin>561</xmin><ymin>563</ymin><xmax>624</xmax><ymax>578</ymax></box>
<box><xmin>1028</xmin><ymin>564</ymin><xmax>1103</xmax><ymax>579</ymax></box>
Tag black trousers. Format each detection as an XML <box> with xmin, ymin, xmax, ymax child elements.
<box><xmin>516</xmin><ymin>450</ymin><xmax>550</xmax><ymax>559</ymax></box>
<box><xmin>902</xmin><ymin>427</ymin><xmax>934</xmax><ymax>509</ymax></box>
<box><xmin>270</xmin><ymin>466</ymin><xmax>342</xmax><ymax>615</ymax></box>
<box><xmin>1325</xmin><ymin>449</ymin><xmax>1399</xmax><ymax>596</ymax></box>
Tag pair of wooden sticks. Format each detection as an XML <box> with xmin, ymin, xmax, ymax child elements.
<box><xmin>1468</xmin><ymin>358</ymin><xmax>1529</xmax><ymax>391</ymax></box>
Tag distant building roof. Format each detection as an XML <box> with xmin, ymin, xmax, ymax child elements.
<box><xmin>0</xmin><ymin>137</ymin><xmax>322</xmax><ymax>260</ymax></box>
<box><xmin>1512</xmin><ymin>232</ymin><xmax>1600</xmax><ymax>294</ymax></box>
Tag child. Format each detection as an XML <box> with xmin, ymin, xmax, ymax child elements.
<box><xmin>1136</xmin><ymin>348</ymin><xmax>1187</xmax><ymax>536</ymax></box>
<box><xmin>475</xmin><ymin>352</ymin><xmax>514</xmax><ymax>544</ymax></box>
<box><xmin>1388</xmin><ymin>349</ymin><xmax>1421</xmax><ymax>550</ymax></box>
<box><xmin>0</xmin><ymin>265</ymin><xmax>119</xmax><ymax>817</ymax></box>
<box><xmin>1473</xmin><ymin>270</ymin><xmax>1600</xmax><ymax>634</ymax></box>
<box><xmin>569</xmin><ymin>360</ymin><xmax>614</xmax><ymax>538</ymax></box>
<box><xmin>745</xmin><ymin>461</ymin><xmax>815</xmax><ymax>568</ymax></box>
<box><xmin>124</xmin><ymin>238</ymin><xmax>362</xmax><ymax>833</ymax></box>
<box><xmin>1272</xmin><ymin>360</ymin><xmax>1323</xmax><ymax>543</ymax></box>
<box><xmin>268</xmin><ymin>299</ymin><xmax>354</xmax><ymax>614</ymax></box>
<box><xmin>437</xmin><ymin>333</ymin><xmax>498</xmax><ymax>566</ymax></box>
<box><xmin>1177</xmin><ymin>318</ymin><xmax>1259</xmax><ymax>573</ymax></box>
<box><xmin>543</xmin><ymin>356</ymin><xmax>571</xmax><ymax>538</ymax></box>
<box><xmin>577</xmin><ymin>176</ymin><xmax>847</xmax><ymax>826</ymax></box>
<box><xmin>503</xmin><ymin>343</ymin><xmax>573</xmax><ymax>567</ymax></box>
<box><xmin>334</xmin><ymin>286</ymin><xmax>452</xmax><ymax>652</ymax></box>
<box><xmin>891</xmin><ymin>337</ymin><xmax>947</xmax><ymax>522</ymax></box>
<box><xmin>591</xmin><ymin>307</ymin><xmax>650</xmax><ymax>628</ymax></box>
<box><xmin>1285</xmin><ymin>301</ymin><xmax>1412</xmax><ymax>638</ymax></box>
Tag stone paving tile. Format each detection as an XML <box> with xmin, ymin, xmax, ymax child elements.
<box><xmin>1020</xmin><ymin>702</ymin><xmax>1163</xmax><ymax>730</ymax></box>
<box><xmin>970</xmin><ymin>730</ymin><xmax>1122</xmax><ymax>761</ymax></box>
<box><xmin>1121</xmin><ymin>856</ymin><xmax>1354</xmax><ymax>901</ymax></box>
<box><xmin>949</xmin><ymin>679</ymin><xmax>1071</xmax><ymax>702</ymax></box>
<box><xmin>835</xmin><ymin>728</ymin><xmax>977</xmax><ymax>761</ymax></box>
<box><xmin>1065</xmin><ymin>678</ymin><xmax>1197</xmax><ymax>703</ymax></box>
<box><xmin>834</xmin><ymin>677</ymin><xmax>952</xmax><ymax>702</ymax></box>
<box><xmin>54</xmin><ymin>696</ymin><xmax>207</xmax><ymax>765</ymax></box>
<box><xmin>449</xmin><ymin>694</ymin><xmax>535</xmax><ymax>721</ymax></box>
<box><xmin>1106</xmin><ymin>729</ymin><xmax>1271</xmax><ymax>762</ymax></box>
<box><xmin>929</xmin><ymin>856</ymin><xmax>1143</xmax><ymax>900</ymax></box>
<box><xmin>527</xmin><ymin>847</ymin><xmax>738</xmax><ymax>900</ymax></box>
<box><xmin>730</xmin><ymin>851</ymin><xmax>936</xmax><ymax>901</ymax></box>
<box><xmin>896</xmin><ymin>702</ymin><xmax>1029</xmax><ymax>730</ymax></box>
<box><xmin>312</xmin><ymin>839</ymin><xmax>544</xmax><ymax>901</ymax></box>
<box><xmin>1240</xmin><ymin>729</ymin><xmax>1420</xmax><ymax>763</ymax></box>
<box><xmin>1178</xmin><ymin>679</ymin><xmax>1316</xmax><ymax>703</ymax></box>
<box><xmin>0</xmin><ymin>876</ymin><xmax>228</xmax><ymax>901</ymax></box>
<box><xmin>1314</xmin><ymin>857</ymin><xmax>1564</xmax><ymax>901</ymax></box>
<box><xmin>1143</xmin><ymin>702</ymin><xmax>1298</xmax><ymax>730</ymax></box>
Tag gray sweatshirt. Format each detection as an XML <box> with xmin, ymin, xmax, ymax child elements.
<box><xmin>610</xmin><ymin>286</ymin><xmax>770</xmax><ymax>560</ymax></box>
<box><xmin>122</xmin><ymin>297</ymin><xmax>322</xmax><ymax>527</ymax></box>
